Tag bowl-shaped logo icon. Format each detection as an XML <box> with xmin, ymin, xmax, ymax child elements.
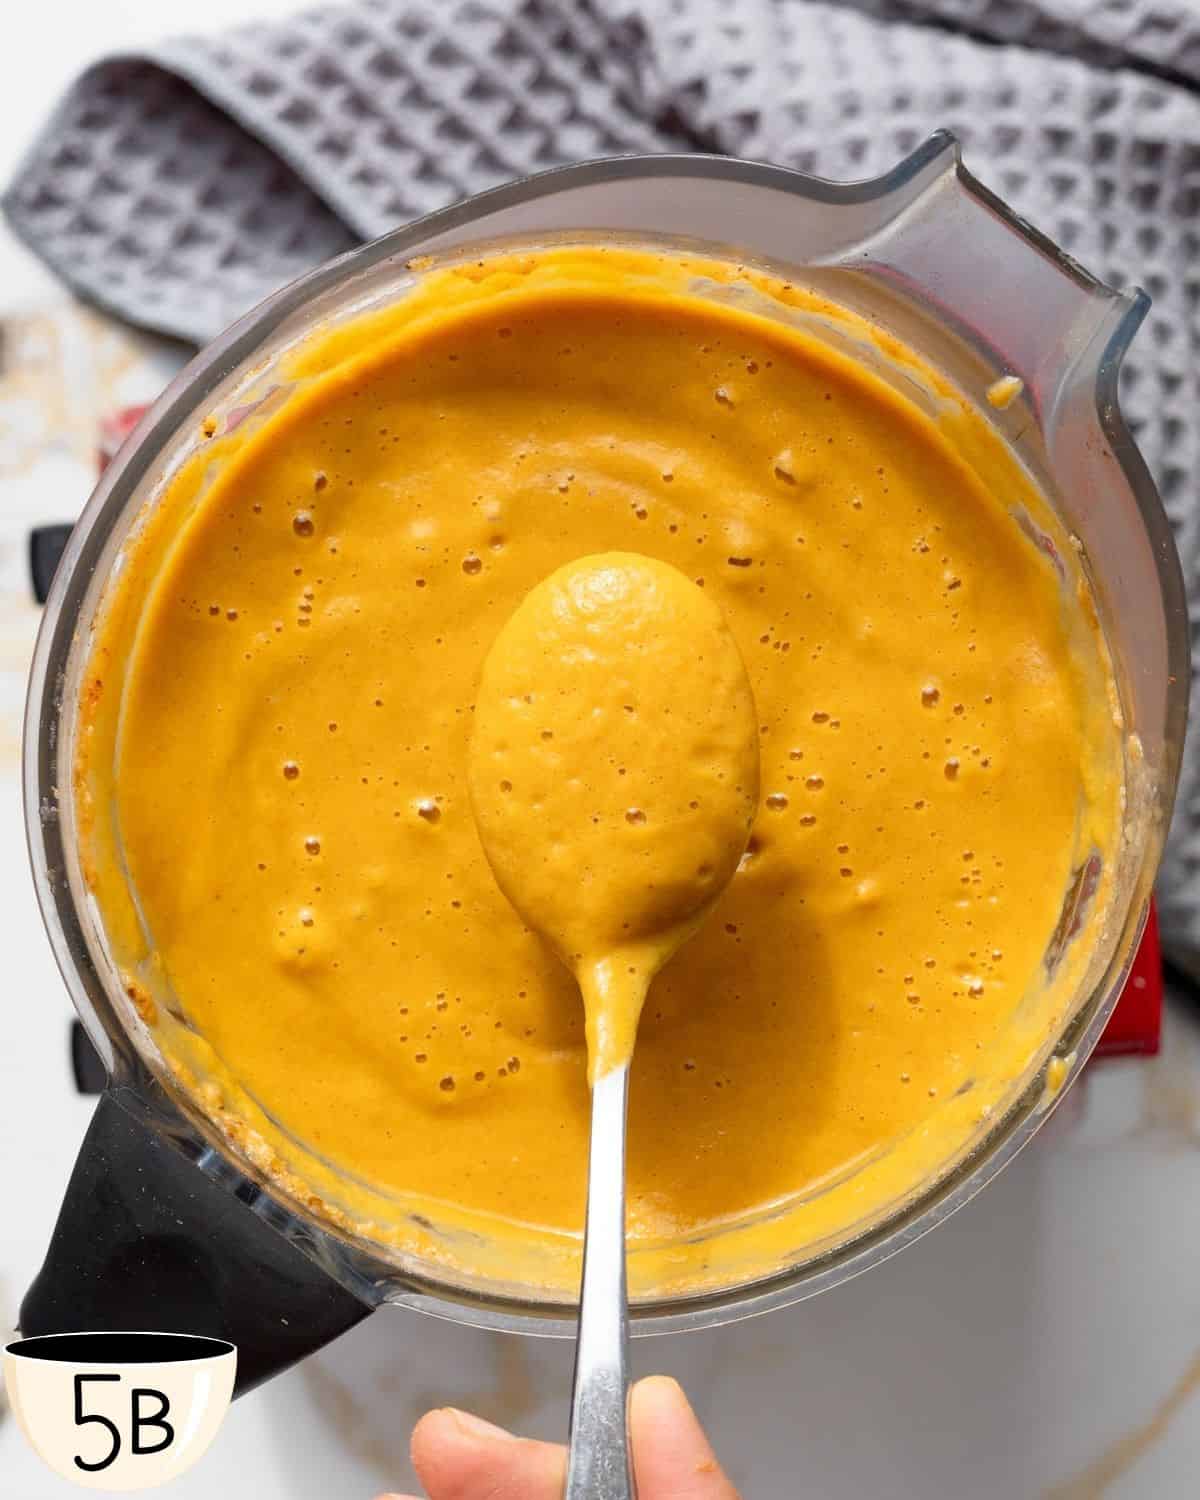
<box><xmin>3</xmin><ymin>1332</ymin><xmax>236</xmax><ymax>1490</ymax></box>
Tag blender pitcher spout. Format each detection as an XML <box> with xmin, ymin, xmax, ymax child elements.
<box><xmin>813</xmin><ymin>130</ymin><xmax>1151</xmax><ymax>427</ymax></box>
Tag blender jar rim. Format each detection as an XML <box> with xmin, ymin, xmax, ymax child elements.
<box><xmin>22</xmin><ymin>141</ymin><xmax>1189</xmax><ymax>1339</ymax></box>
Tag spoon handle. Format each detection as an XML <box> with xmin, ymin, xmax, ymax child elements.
<box><xmin>565</xmin><ymin>1061</ymin><xmax>637</xmax><ymax>1500</ymax></box>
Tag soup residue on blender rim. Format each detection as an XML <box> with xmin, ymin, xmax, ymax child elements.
<box><xmin>74</xmin><ymin>244</ymin><xmax>1123</xmax><ymax>1297</ymax></box>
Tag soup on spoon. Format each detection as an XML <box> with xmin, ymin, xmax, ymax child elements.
<box><xmin>468</xmin><ymin>550</ymin><xmax>760</xmax><ymax>1080</ymax></box>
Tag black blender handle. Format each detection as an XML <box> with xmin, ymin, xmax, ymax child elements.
<box><xmin>20</xmin><ymin>1090</ymin><xmax>375</xmax><ymax>1394</ymax></box>
<box><xmin>30</xmin><ymin>522</ymin><xmax>75</xmax><ymax>604</ymax></box>
<box><xmin>71</xmin><ymin>1020</ymin><xmax>107</xmax><ymax>1094</ymax></box>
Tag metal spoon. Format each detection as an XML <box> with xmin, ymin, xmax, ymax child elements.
<box><xmin>565</xmin><ymin>1060</ymin><xmax>636</xmax><ymax>1499</ymax></box>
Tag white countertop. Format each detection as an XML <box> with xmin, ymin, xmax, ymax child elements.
<box><xmin>2</xmin><ymin>7</ymin><xmax>1200</xmax><ymax>1495</ymax></box>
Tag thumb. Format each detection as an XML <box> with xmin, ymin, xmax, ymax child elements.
<box><xmin>631</xmin><ymin>1376</ymin><xmax>741</xmax><ymax>1499</ymax></box>
<box><xmin>402</xmin><ymin>1406</ymin><xmax>565</xmax><ymax>1500</ymax></box>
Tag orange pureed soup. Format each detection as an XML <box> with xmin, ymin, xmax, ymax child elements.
<box><xmin>78</xmin><ymin>247</ymin><xmax>1121</xmax><ymax>1296</ymax></box>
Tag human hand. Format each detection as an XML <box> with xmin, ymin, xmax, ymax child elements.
<box><xmin>379</xmin><ymin>1374</ymin><xmax>741</xmax><ymax>1499</ymax></box>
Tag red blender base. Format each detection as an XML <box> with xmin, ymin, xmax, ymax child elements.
<box><xmin>1095</xmin><ymin>901</ymin><xmax>1162</xmax><ymax>1056</ymax></box>
<box><xmin>92</xmin><ymin>407</ymin><xmax>1165</xmax><ymax>1061</ymax></box>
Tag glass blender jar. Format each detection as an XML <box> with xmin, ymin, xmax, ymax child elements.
<box><xmin>21</xmin><ymin>137</ymin><xmax>1188</xmax><ymax>1391</ymax></box>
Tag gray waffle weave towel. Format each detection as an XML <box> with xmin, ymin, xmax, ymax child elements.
<box><xmin>5</xmin><ymin>0</ymin><xmax>1198</xmax><ymax>968</ymax></box>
